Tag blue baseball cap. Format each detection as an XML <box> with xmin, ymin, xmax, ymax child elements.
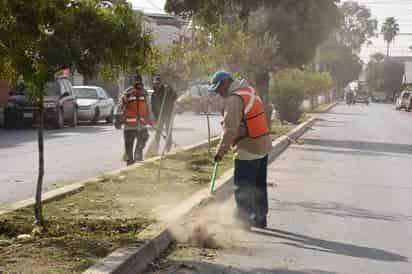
<box><xmin>208</xmin><ymin>71</ymin><xmax>232</xmax><ymax>92</ymax></box>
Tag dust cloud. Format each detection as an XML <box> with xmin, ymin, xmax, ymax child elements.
<box><xmin>168</xmin><ymin>199</ymin><xmax>247</xmax><ymax>249</ymax></box>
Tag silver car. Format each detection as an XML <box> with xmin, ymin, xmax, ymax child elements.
<box><xmin>73</xmin><ymin>86</ymin><xmax>115</xmax><ymax>123</ymax></box>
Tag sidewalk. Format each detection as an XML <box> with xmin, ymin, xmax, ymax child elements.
<box><xmin>145</xmin><ymin>106</ymin><xmax>411</xmax><ymax>274</ymax></box>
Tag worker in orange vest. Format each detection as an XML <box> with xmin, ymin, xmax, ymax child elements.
<box><xmin>210</xmin><ymin>71</ymin><xmax>272</xmax><ymax>229</ymax></box>
<box><xmin>115</xmin><ymin>76</ymin><xmax>151</xmax><ymax>165</ymax></box>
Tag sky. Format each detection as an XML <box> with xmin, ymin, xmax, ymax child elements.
<box><xmin>357</xmin><ymin>0</ymin><xmax>412</xmax><ymax>61</ymax></box>
<box><xmin>130</xmin><ymin>0</ymin><xmax>412</xmax><ymax>61</ymax></box>
<box><xmin>130</xmin><ymin>0</ymin><xmax>166</xmax><ymax>13</ymax></box>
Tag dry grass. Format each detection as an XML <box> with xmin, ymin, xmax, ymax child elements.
<box><xmin>0</xmin><ymin>116</ymin><xmax>307</xmax><ymax>274</ymax></box>
<box><xmin>0</xmin><ymin>145</ymin><xmax>232</xmax><ymax>274</ymax></box>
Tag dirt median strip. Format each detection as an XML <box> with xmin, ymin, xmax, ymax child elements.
<box><xmin>0</xmin><ymin>138</ymin><xmax>233</xmax><ymax>274</ymax></box>
<box><xmin>0</xmin><ymin>117</ymin><xmax>318</xmax><ymax>274</ymax></box>
<box><xmin>83</xmin><ymin>117</ymin><xmax>318</xmax><ymax>274</ymax></box>
<box><xmin>0</xmin><ymin>137</ymin><xmax>220</xmax><ymax>217</ymax></box>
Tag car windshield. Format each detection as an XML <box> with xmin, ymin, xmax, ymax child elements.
<box><xmin>74</xmin><ymin>88</ymin><xmax>98</xmax><ymax>99</ymax></box>
<box><xmin>44</xmin><ymin>82</ymin><xmax>60</xmax><ymax>96</ymax></box>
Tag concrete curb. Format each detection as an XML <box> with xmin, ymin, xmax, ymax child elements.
<box><xmin>323</xmin><ymin>102</ymin><xmax>338</xmax><ymax>112</ymax></box>
<box><xmin>83</xmin><ymin>117</ymin><xmax>319</xmax><ymax>274</ymax></box>
<box><xmin>0</xmin><ymin>137</ymin><xmax>219</xmax><ymax>216</ymax></box>
<box><xmin>0</xmin><ymin>182</ymin><xmax>85</xmax><ymax>216</ymax></box>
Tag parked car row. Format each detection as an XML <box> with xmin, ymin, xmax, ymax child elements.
<box><xmin>3</xmin><ymin>77</ymin><xmax>115</xmax><ymax>129</ymax></box>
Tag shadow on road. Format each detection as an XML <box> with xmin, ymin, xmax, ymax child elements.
<box><xmin>254</xmin><ymin>228</ymin><xmax>408</xmax><ymax>263</ymax></box>
<box><xmin>329</xmin><ymin>112</ymin><xmax>366</xmax><ymax>116</ymax></box>
<box><xmin>271</xmin><ymin>201</ymin><xmax>412</xmax><ymax>223</ymax></box>
<box><xmin>146</xmin><ymin>259</ymin><xmax>336</xmax><ymax>274</ymax></box>
<box><xmin>312</xmin><ymin>124</ymin><xmax>340</xmax><ymax>128</ymax></box>
<box><xmin>302</xmin><ymin>138</ymin><xmax>412</xmax><ymax>155</ymax></box>
<box><xmin>293</xmin><ymin>146</ymin><xmax>396</xmax><ymax>158</ymax></box>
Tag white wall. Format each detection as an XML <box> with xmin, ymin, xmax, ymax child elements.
<box><xmin>403</xmin><ymin>62</ymin><xmax>412</xmax><ymax>85</ymax></box>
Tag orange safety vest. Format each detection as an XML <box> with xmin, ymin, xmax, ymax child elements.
<box><xmin>232</xmin><ymin>86</ymin><xmax>269</xmax><ymax>140</ymax></box>
<box><xmin>123</xmin><ymin>88</ymin><xmax>150</xmax><ymax>127</ymax></box>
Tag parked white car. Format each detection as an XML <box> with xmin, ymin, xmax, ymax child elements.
<box><xmin>73</xmin><ymin>86</ymin><xmax>115</xmax><ymax>123</ymax></box>
<box><xmin>395</xmin><ymin>90</ymin><xmax>412</xmax><ymax>111</ymax></box>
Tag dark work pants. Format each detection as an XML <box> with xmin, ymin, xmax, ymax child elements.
<box><xmin>234</xmin><ymin>155</ymin><xmax>269</xmax><ymax>223</ymax></box>
<box><xmin>124</xmin><ymin>128</ymin><xmax>149</xmax><ymax>165</ymax></box>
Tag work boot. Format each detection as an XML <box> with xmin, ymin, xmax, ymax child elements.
<box><xmin>127</xmin><ymin>159</ymin><xmax>135</xmax><ymax>166</ymax></box>
<box><xmin>253</xmin><ymin>215</ymin><xmax>267</xmax><ymax>229</ymax></box>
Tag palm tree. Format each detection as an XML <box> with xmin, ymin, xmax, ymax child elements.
<box><xmin>381</xmin><ymin>17</ymin><xmax>400</xmax><ymax>57</ymax></box>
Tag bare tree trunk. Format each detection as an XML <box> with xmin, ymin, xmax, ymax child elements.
<box><xmin>255</xmin><ymin>72</ymin><xmax>272</xmax><ymax>129</ymax></box>
<box><xmin>34</xmin><ymin>95</ymin><xmax>45</xmax><ymax>228</ymax></box>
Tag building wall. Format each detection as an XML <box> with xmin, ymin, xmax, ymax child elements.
<box><xmin>403</xmin><ymin>61</ymin><xmax>412</xmax><ymax>85</ymax></box>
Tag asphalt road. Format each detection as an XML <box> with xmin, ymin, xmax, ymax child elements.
<box><xmin>149</xmin><ymin>103</ymin><xmax>412</xmax><ymax>274</ymax></box>
<box><xmin>0</xmin><ymin>112</ymin><xmax>222</xmax><ymax>205</ymax></box>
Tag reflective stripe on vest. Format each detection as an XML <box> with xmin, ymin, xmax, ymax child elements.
<box><xmin>232</xmin><ymin>86</ymin><xmax>269</xmax><ymax>139</ymax></box>
<box><xmin>124</xmin><ymin>88</ymin><xmax>149</xmax><ymax>126</ymax></box>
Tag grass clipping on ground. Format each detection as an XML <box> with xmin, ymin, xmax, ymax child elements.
<box><xmin>0</xmin><ymin>144</ymin><xmax>232</xmax><ymax>274</ymax></box>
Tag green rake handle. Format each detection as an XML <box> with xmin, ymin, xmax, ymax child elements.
<box><xmin>209</xmin><ymin>161</ymin><xmax>219</xmax><ymax>194</ymax></box>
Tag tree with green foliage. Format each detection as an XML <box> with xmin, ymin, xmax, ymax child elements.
<box><xmin>271</xmin><ymin>69</ymin><xmax>306</xmax><ymax>123</ymax></box>
<box><xmin>383</xmin><ymin>60</ymin><xmax>404</xmax><ymax>100</ymax></box>
<box><xmin>165</xmin><ymin>0</ymin><xmax>340</xmax><ymax>122</ymax></box>
<box><xmin>367</xmin><ymin>53</ymin><xmax>385</xmax><ymax>93</ymax></box>
<box><xmin>0</xmin><ymin>0</ymin><xmax>154</xmax><ymax>229</ymax></box>
<box><xmin>319</xmin><ymin>41</ymin><xmax>362</xmax><ymax>97</ymax></box>
<box><xmin>366</xmin><ymin>56</ymin><xmax>404</xmax><ymax>100</ymax></box>
<box><xmin>338</xmin><ymin>1</ymin><xmax>378</xmax><ymax>51</ymax></box>
<box><xmin>317</xmin><ymin>1</ymin><xmax>375</xmax><ymax>98</ymax></box>
<box><xmin>304</xmin><ymin>71</ymin><xmax>333</xmax><ymax>109</ymax></box>
<box><xmin>381</xmin><ymin>17</ymin><xmax>400</xmax><ymax>57</ymax></box>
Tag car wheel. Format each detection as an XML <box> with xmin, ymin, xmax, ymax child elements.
<box><xmin>92</xmin><ymin>108</ymin><xmax>100</xmax><ymax>124</ymax></box>
<box><xmin>106</xmin><ymin>108</ymin><xmax>114</xmax><ymax>124</ymax></box>
<box><xmin>55</xmin><ymin>108</ymin><xmax>64</xmax><ymax>129</ymax></box>
<box><xmin>70</xmin><ymin>108</ymin><xmax>78</xmax><ymax>127</ymax></box>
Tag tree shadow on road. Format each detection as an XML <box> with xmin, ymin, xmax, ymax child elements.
<box><xmin>292</xmin><ymin>146</ymin><xmax>397</xmax><ymax>158</ymax></box>
<box><xmin>254</xmin><ymin>228</ymin><xmax>408</xmax><ymax>263</ymax></box>
<box><xmin>271</xmin><ymin>200</ymin><xmax>412</xmax><ymax>223</ymax></box>
<box><xmin>302</xmin><ymin>138</ymin><xmax>412</xmax><ymax>155</ymax></box>
<box><xmin>328</xmin><ymin>112</ymin><xmax>365</xmax><ymax>116</ymax></box>
<box><xmin>146</xmin><ymin>259</ymin><xmax>336</xmax><ymax>274</ymax></box>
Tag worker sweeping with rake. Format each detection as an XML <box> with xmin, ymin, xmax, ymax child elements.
<box><xmin>209</xmin><ymin>71</ymin><xmax>272</xmax><ymax>229</ymax></box>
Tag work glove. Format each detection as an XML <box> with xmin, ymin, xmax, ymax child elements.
<box><xmin>214</xmin><ymin>153</ymin><xmax>223</xmax><ymax>163</ymax></box>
